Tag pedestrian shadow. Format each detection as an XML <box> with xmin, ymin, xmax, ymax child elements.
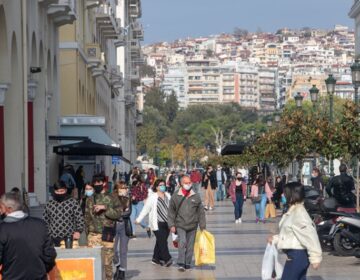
<box><xmin>126</xmin><ymin>269</ymin><xmax>140</xmax><ymax>279</ymax></box>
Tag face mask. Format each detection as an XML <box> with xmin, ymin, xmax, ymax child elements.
<box><xmin>159</xmin><ymin>185</ymin><xmax>166</xmax><ymax>193</ymax></box>
<box><xmin>0</xmin><ymin>213</ymin><xmax>6</xmax><ymax>219</ymax></box>
<box><xmin>94</xmin><ymin>185</ymin><xmax>103</xmax><ymax>194</ymax></box>
<box><xmin>85</xmin><ymin>190</ymin><xmax>94</xmax><ymax>197</ymax></box>
<box><xmin>236</xmin><ymin>177</ymin><xmax>242</xmax><ymax>180</ymax></box>
<box><xmin>53</xmin><ymin>192</ymin><xmax>67</xmax><ymax>202</ymax></box>
<box><xmin>183</xmin><ymin>184</ymin><xmax>192</xmax><ymax>191</ymax></box>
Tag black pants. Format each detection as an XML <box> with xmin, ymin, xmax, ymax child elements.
<box><xmin>153</xmin><ymin>222</ymin><xmax>171</xmax><ymax>262</ymax></box>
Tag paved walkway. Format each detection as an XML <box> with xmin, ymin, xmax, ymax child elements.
<box><xmin>126</xmin><ymin>198</ymin><xmax>360</xmax><ymax>280</ymax></box>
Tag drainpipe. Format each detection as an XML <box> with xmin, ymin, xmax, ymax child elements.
<box><xmin>21</xmin><ymin>0</ymin><xmax>28</xmax><ymax>191</ymax></box>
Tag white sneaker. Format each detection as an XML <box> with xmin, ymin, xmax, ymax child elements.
<box><xmin>238</xmin><ymin>218</ymin><xmax>242</xmax><ymax>224</ymax></box>
<box><xmin>235</xmin><ymin>219</ymin><xmax>239</xmax><ymax>224</ymax></box>
<box><xmin>209</xmin><ymin>207</ymin><xmax>213</xmax><ymax>210</ymax></box>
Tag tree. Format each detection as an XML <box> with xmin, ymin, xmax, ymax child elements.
<box><xmin>233</xmin><ymin>27</ymin><xmax>249</xmax><ymax>39</ymax></box>
<box><xmin>164</xmin><ymin>92</ymin><xmax>179</xmax><ymax>123</ymax></box>
<box><xmin>144</xmin><ymin>87</ymin><xmax>166</xmax><ymax>112</ymax></box>
<box><xmin>206</xmin><ymin>49</ymin><xmax>214</xmax><ymax>58</ymax></box>
<box><xmin>139</xmin><ymin>63</ymin><xmax>155</xmax><ymax>78</ymax></box>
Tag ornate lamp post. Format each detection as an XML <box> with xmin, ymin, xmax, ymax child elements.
<box><xmin>274</xmin><ymin>111</ymin><xmax>281</xmax><ymax>123</ymax></box>
<box><xmin>309</xmin><ymin>85</ymin><xmax>319</xmax><ymax>108</ymax></box>
<box><xmin>294</xmin><ymin>92</ymin><xmax>304</xmax><ymax>108</ymax></box>
<box><xmin>325</xmin><ymin>74</ymin><xmax>336</xmax><ymax>177</ymax></box>
<box><xmin>350</xmin><ymin>59</ymin><xmax>360</xmax><ymax>212</ymax></box>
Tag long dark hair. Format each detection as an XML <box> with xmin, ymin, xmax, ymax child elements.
<box><xmin>255</xmin><ymin>174</ymin><xmax>266</xmax><ymax>187</ymax></box>
<box><xmin>283</xmin><ymin>182</ymin><xmax>305</xmax><ymax>205</ymax></box>
<box><xmin>152</xmin><ymin>179</ymin><xmax>165</xmax><ymax>192</ymax></box>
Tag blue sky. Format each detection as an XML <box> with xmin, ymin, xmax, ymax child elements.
<box><xmin>141</xmin><ymin>0</ymin><xmax>354</xmax><ymax>44</ymax></box>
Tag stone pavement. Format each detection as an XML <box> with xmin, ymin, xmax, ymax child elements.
<box><xmin>126</xmin><ymin>198</ymin><xmax>360</xmax><ymax>280</ymax></box>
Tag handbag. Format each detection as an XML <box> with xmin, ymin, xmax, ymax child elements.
<box><xmin>123</xmin><ymin>217</ymin><xmax>133</xmax><ymax>237</ymax></box>
<box><xmin>251</xmin><ymin>196</ymin><xmax>262</xmax><ymax>204</ymax></box>
<box><xmin>102</xmin><ymin>225</ymin><xmax>116</xmax><ymax>242</ymax></box>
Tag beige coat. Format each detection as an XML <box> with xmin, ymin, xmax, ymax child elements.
<box><xmin>273</xmin><ymin>203</ymin><xmax>322</xmax><ymax>264</ymax></box>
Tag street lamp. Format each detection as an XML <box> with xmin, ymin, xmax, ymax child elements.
<box><xmin>309</xmin><ymin>85</ymin><xmax>319</xmax><ymax>107</ymax></box>
<box><xmin>325</xmin><ymin>74</ymin><xmax>336</xmax><ymax>177</ymax></box>
<box><xmin>350</xmin><ymin>60</ymin><xmax>360</xmax><ymax>212</ymax></box>
<box><xmin>294</xmin><ymin>92</ymin><xmax>304</xmax><ymax>108</ymax></box>
<box><xmin>184</xmin><ymin>128</ymin><xmax>190</xmax><ymax>171</ymax></box>
<box><xmin>274</xmin><ymin>111</ymin><xmax>281</xmax><ymax>123</ymax></box>
<box><xmin>351</xmin><ymin>59</ymin><xmax>360</xmax><ymax>108</ymax></box>
<box><xmin>267</xmin><ymin>118</ymin><xmax>273</xmax><ymax>128</ymax></box>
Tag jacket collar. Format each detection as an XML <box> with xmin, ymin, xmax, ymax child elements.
<box><xmin>177</xmin><ymin>188</ymin><xmax>196</xmax><ymax>198</ymax></box>
<box><xmin>284</xmin><ymin>202</ymin><xmax>304</xmax><ymax>216</ymax></box>
<box><xmin>3</xmin><ymin>211</ymin><xmax>28</xmax><ymax>223</ymax></box>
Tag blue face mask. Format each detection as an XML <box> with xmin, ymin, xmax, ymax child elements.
<box><xmin>85</xmin><ymin>190</ymin><xmax>94</xmax><ymax>197</ymax></box>
<box><xmin>159</xmin><ymin>185</ymin><xmax>166</xmax><ymax>193</ymax></box>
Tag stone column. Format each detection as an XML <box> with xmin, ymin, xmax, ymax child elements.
<box><xmin>27</xmin><ymin>80</ymin><xmax>37</xmax><ymax>193</ymax></box>
<box><xmin>0</xmin><ymin>84</ymin><xmax>9</xmax><ymax>195</ymax></box>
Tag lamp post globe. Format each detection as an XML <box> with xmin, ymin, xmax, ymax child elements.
<box><xmin>274</xmin><ymin>112</ymin><xmax>281</xmax><ymax>123</ymax></box>
<box><xmin>294</xmin><ymin>92</ymin><xmax>304</xmax><ymax>108</ymax></box>
<box><xmin>309</xmin><ymin>84</ymin><xmax>319</xmax><ymax>105</ymax></box>
<box><xmin>267</xmin><ymin>119</ymin><xmax>273</xmax><ymax>128</ymax></box>
<box><xmin>325</xmin><ymin>74</ymin><xmax>336</xmax><ymax>95</ymax></box>
<box><xmin>325</xmin><ymin>74</ymin><xmax>336</xmax><ymax>177</ymax></box>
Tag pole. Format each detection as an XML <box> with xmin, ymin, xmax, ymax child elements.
<box><xmin>357</xmin><ymin>158</ymin><xmax>360</xmax><ymax>213</ymax></box>
<box><xmin>22</xmin><ymin>0</ymin><xmax>28</xmax><ymax>191</ymax></box>
<box><xmin>329</xmin><ymin>93</ymin><xmax>334</xmax><ymax>177</ymax></box>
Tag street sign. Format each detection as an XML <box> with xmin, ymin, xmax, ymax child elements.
<box><xmin>112</xmin><ymin>156</ymin><xmax>121</xmax><ymax>165</ymax></box>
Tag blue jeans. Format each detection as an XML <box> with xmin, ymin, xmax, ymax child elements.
<box><xmin>113</xmin><ymin>221</ymin><xmax>129</xmax><ymax>270</ymax></box>
<box><xmin>130</xmin><ymin>201</ymin><xmax>148</xmax><ymax>234</ymax></box>
<box><xmin>281</xmin><ymin>250</ymin><xmax>310</xmax><ymax>280</ymax></box>
<box><xmin>254</xmin><ymin>194</ymin><xmax>267</xmax><ymax>220</ymax></box>
<box><xmin>233</xmin><ymin>192</ymin><xmax>244</xmax><ymax>219</ymax></box>
<box><xmin>216</xmin><ymin>181</ymin><xmax>225</xmax><ymax>201</ymax></box>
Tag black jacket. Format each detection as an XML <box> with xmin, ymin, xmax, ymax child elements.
<box><xmin>202</xmin><ymin>170</ymin><xmax>217</xmax><ymax>189</ymax></box>
<box><xmin>326</xmin><ymin>173</ymin><xmax>355</xmax><ymax>206</ymax></box>
<box><xmin>0</xmin><ymin>214</ymin><xmax>56</xmax><ymax>280</ymax></box>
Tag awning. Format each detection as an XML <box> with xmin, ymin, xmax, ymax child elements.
<box><xmin>60</xmin><ymin>125</ymin><xmax>116</xmax><ymax>145</ymax></box>
<box><xmin>53</xmin><ymin>139</ymin><xmax>123</xmax><ymax>157</ymax></box>
<box><xmin>221</xmin><ymin>144</ymin><xmax>246</xmax><ymax>156</ymax></box>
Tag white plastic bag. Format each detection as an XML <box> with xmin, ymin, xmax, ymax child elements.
<box><xmin>261</xmin><ymin>243</ymin><xmax>283</xmax><ymax>280</ymax></box>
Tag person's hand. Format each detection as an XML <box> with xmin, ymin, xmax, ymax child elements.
<box><xmin>267</xmin><ymin>235</ymin><xmax>273</xmax><ymax>244</ymax></box>
<box><xmin>170</xmin><ymin>226</ymin><xmax>176</xmax><ymax>233</ymax></box>
<box><xmin>312</xmin><ymin>263</ymin><xmax>320</xmax><ymax>270</ymax></box>
<box><xmin>93</xmin><ymin>204</ymin><xmax>106</xmax><ymax>212</ymax></box>
<box><xmin>132</xmin><ymin>196</ymin><xmax>136</xmax><ymax>201</ymax></box>
<box><xmin>73</xmin><ymin>232</ymin><xmax>81</xmax><ymax>240</ymax></box>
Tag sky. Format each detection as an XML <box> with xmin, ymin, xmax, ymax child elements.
<box><xmin>141</xmin><ymin>0</ymin><xmax>354</xmax><ymax>44</ymax></box>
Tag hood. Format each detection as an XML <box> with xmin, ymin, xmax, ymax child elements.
<box><xmin>3</xmin><ymin>210</ymin><xmax>28</xmax><ymax>223</ymax></box>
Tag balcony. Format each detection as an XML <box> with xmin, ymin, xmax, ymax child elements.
<box><xmin>39</xmin><ymin>0</ymin><xmax>58</xmax><ymax>6</ymax></box>
<box><xmin>129</xmin><ymin>0</ymin><xmax>142</xmax><ymax>18</ymax></box>
<box><xmin>130</xmin><ymin>69</ymin><xmax>140</xmax><ymax>82</ymax></box>
<box><xmin>114</xmin><ymin>34</ymin><xmax>126</xmax><ymax>47</ymax></box>
<box><xmin>47</xmin><ymin>0</ymin><xmax>77</xmax><ymax>26</ymax></box>
<box><xmin>86</xmin><ymin>0</ymin><xmax>101</xmax><ymax>9</ymax></box>
<box><xmin>132</xmin><ymin>21</ymin><xmax>144</xmax><ymax>41</ymax></box>
<box><xmin>96</xmin><ymin>1</ymin><xmax>120</xmax><ymax>42</ymax></box>
<box><xmin>125</xmin><ymin>94</ymin><xmax>136</xmax><ymax>107</ymax></box>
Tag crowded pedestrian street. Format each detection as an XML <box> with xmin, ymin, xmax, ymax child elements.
<box><xmin>123</xmin><ymin>199</ymin><xmax>360</xmax><ymax>280</ymax></box>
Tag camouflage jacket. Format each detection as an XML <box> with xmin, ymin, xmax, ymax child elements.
<box><xmin>84</xmin><ymin>193</ymin><xmax>122</xmax><ymax>234</ymax></box>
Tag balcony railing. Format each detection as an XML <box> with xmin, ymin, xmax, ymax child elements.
<box><xmin>47</xmin><ymin>0</ymin><xmax>77</xmax><ymax>26</ymax></box>
<box><xmin>96</xmin><ymin>1</ymin><xmax>120</xmax><ymax>42</ymax></box>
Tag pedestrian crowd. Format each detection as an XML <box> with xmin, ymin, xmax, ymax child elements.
<box><xmin>0</xmin><ymin>162</ymin><xmax>357</xmax><ymax>280</ymax></box>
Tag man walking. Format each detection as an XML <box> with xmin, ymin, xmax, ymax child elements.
<box><xmin>0</xmin><ymin>192</ymin><xmax>57</xmax><ymax>279</ymax></box>
<box><xmin>190</xmin><ymin>167</ymin><xmax>202</xmax><ymax>193</ymax></box>
<box><xmin>326</xmin><ymin>164</ymin><xmax>356</xmax><ymax>207</ymax></box>
<box><xmin>216</xmin><ymin>164</ymin><xmax>227</xmax><ymax>201</ymax></box>
<box><xmin>168</xmin><ymin>176</ymin><xmax>206</xmax><ymax>271</ymax></box>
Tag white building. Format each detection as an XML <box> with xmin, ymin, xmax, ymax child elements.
<box><xmin>161</xmin><ymin>66</ymin><xmax>188</xmax><ymax>108</ymax></box>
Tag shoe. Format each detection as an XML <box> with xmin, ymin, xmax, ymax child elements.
<box><xmin>178</xmin><ymin>264</ymin><xmax>186</xmax><ymax>272</ymax></box>
<box><xmin>238</xmin><ymin>218</ymin><xmax>242</xmax><ymax>224</ymax></box>
<box><xmin>185</xmin><ymin>264</ymin><xmax>191</xmax><ymax>270</ymax></box>
<box><xmin>146</xmin><ymin>228</ymin><xmax>151</xmax><ymax>238</ymax></box>
<box><xmin>262</xmin><ymin>220</ymin><xmax>265</xmax><ymax>224</ymax></box>
<box><xmin>235</xmin><ymin>219</ymin><xmax>239</xmax><ymax>224</ymax></box>
<box><xmin>204</xmin><ymin>205</ymin><xmax>208</xmax><ymax>210</ymax></box>
<box><xmin>129</xmin><ymin>234</ymin><xmax>137</xmax><ymax>239</ymax></box>
<box><xmin>256</xmin><ymin>218</ymin><xmax>259</xmax><ymax>224</ymax></box>
<box><xmin>164</xmin><ymin>258</ymin><xmax>173</xmax><ymax>267</ymax></box>
<box><xmin>209</xmin><ymin>207</ymin><xmax>213</xmax><ymax>210</ymax></box>
<box><xmin>151</xmin><ymin>259</ymin><xmax>162</xmax><ymax>266</ymax></box>
<box><xmin>114</xmin><ymin>269</ymin><xmax>125</xmax><ymax>280</ymax></box>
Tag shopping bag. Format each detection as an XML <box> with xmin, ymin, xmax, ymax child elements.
<box><xmin>194</xmin><ymin>230</ymin><xmax>215</xmax><ymax>266</ymax></box>
<box><xmin>261</xmin><ymin>243</ymin><xmax>283</xmax><ymax>280</ymax></box>
<box><xmin>171</xmin><ymin>233</ymin><xmax>179</xmax><ymax>248</ymax></box>
<box><xmin>265</xmin><ymin>203</ymin><xmax>276</xmax><ymax>218</ymax></box>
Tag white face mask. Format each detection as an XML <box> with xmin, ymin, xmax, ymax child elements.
<box><xmin>183</xmin><ymin>184</ymin><xmax>192</xmax><ymax>191</ymax></box>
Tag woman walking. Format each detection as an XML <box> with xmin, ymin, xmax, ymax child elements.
<box><xmin>229</xmin><ymin>173</ymin><xmax>247</xmax><ymax>223</ymax></box>
<box><xmin>269</xmin><ymin>182</ymin><xmax>322</xmax><ymax>280</ymax></box>
<box><xmin>136</xmin><ymin>179</ymin><xmax>173</xmax><ymax>267</ymax></box>
<box><xmin>202</xmin><ymin>164</ymin><xmax>217</xmax><ymax>210</ymax></box>
<box><xmin>130</xmin><ymin>180</ymin><xmax>151</xmax><ymax>238</ymax></box>
<box><xmin>250</xmin><ymin>174</ymin><xmax>272</xmax><ymax>223</ymax></box>
<box><xmin>112</xmin><ymin>181</ymin><xmax>132</xmax><ymax>280</ymax></box>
